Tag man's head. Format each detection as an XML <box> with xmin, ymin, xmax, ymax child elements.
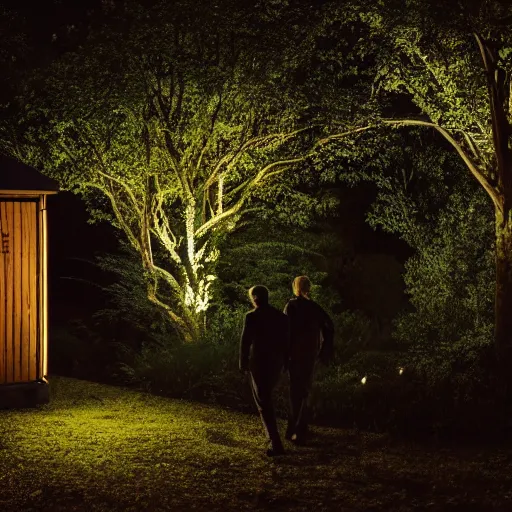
<box><xmin>248</xmin><ymin>285</ymin><xmax>269</xmax><ymax>308</ymax></box>
<box><xmin>292</xmin><ymin>275</ymin><xmax>311</xmax><ymax>298</ymax></box>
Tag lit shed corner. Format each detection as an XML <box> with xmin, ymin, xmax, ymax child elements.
<box><xmin>0</xmin><ymin>155</ymin><xmax>59</xmax><ymax>408</ymax></box>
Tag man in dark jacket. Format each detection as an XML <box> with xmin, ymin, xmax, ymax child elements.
<box><xmin>284</xmin><ymin>275</ymin><xmax>334</xmax><ymax>444</ymax></box>
<box><xmin>240</xmin><ymin>285</ymin><xmax>289</xmax><ymax>456</ymax></box>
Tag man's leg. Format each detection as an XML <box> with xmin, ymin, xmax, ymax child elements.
<box><xmin>288</xmin><ymin>360</ymin><xmax>315</xmax><ymax>442</ymax></box>
<box><xmin>251</xmin><ymin>373</ymin><xmax>284</xmax><ymax>455</ymax></box>
<box><xmin>287</xmin><ymin>365</ymin><xmax>303</xmax><ymax>439</ymax></box>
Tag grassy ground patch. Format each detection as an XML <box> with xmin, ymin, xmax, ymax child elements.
<box><xmin>1</xmin><ymin>377</ymin><xmax>512</xmax><ymax>511</ymax></box>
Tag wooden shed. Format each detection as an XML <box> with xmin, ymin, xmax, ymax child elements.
<box><xmin>0</xmin><ymin>155</ymin><xmax>58</xmax><ymax>407</ymax></box>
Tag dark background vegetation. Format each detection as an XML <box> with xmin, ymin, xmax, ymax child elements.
<box><xmin>0</xmin><ymin>0</ymin><xmax>504</xmax><ymax>441</ymax></box>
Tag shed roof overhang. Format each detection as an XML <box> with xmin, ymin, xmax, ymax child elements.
<box><xmin>0</xmin><ymin>155</ymin><xmax>59</xmax><ymax>196</ymax></box>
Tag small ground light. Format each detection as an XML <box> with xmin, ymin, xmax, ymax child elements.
<box><xmin>399</xmin><ymin>367</ymin><xmax>404</xmax><ymax>375</ymax></box>
<box><xmin>361</xmin><ymin>376</ymin><xmax>367</xmax><ymax>385</ymax></box>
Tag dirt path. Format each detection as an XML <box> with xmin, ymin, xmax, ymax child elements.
<box><xmin>0</xmin><ymin>377</ymin><xmax>511</xmax><ymax>511</ymax></box>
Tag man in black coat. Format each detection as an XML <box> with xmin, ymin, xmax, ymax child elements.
<box><xmin>284</xmin><ymin>275</ymin><xmax>334</xmax><ymax>444</ymax></box>
<box><xmin>240</xmin><ymin>285</ymin><xmax>289</xmax><ymax>456</ymax></box>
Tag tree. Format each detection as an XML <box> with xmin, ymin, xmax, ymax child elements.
<box><xmin>367</xmin><ymin>132</ymin><xmax>494</xmax><ymax>374</ymax></box>
<box><xmin>3</xmin><ymin>0</ymin><xmax>347</xmax><ymax>342</ymax></box>
<box><xmin>323</xmin><ymin>0</ymin><xmax>512</xmax><ymax>364</ymax></box>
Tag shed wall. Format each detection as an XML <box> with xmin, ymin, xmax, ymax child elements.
<box><xmin>0</xmin><ymin>200</ymin><xmax>40</xmax><ymax>384</ymax></box>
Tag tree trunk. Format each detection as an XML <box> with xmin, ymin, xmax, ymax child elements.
<box><xmin>494</xmin><ymin>209</ymin><xmax>512</xmax><ymax>377</ymax></box>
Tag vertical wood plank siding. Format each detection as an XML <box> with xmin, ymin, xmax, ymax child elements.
<box><xmin>14</xmin><ymin>203</ymin><xmax>22</xmax><ymax>382</ymax></box>
<box><xmin>0</xmin><ymin>200</ymin><xmax>40</xmax><ymax>384</ymax></box>
<box><xmin>28</xmin><ymin>203</ymin><xmax>38</xmax><ymax>381</ymax></box>
<box><xmin>41</xmin><ymin>196</ymin><xmax>48</xmax><ymax>378</ymax></box>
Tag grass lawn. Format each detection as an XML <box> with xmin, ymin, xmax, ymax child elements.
<box><xmin>1</xmin><ymin>377</ymin><xmax>512</xmax><ymax>511</ymax></box>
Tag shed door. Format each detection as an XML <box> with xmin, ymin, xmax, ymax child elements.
<box><xmin>0</xmin><ymin>200</ymin><xmax>39</xmax><ymax>384</ymax></box>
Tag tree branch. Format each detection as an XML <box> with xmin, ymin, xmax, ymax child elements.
<box><xmin>382</xmin><ymin>118</ymin><xmax>503</xmax><ymax>212</ymax></box>
<box><xmin>145</xmin><ymin>280</ymin><xmax>190</xmax><ymax>339</ymax></box>
<box><xmin>474</xmin><ymin>32</ymin><xmax>512</xmax><ymax>197</ymax></box>
<box><xmin>203</xmin><ymin>126</ymin><xmax>316</xmax><ymax>192</ymax></box>
<box><xmin>83</xmin><ymin>181</ymin><xmax>142</xmax><ymax>250</ymax></box>
<box><xmin>95</xmin><ymin>169</ymin><xmax>142</xmax><ymax>217</ymax></box>
<box><xmin>195</xmin><ymin>155</ymin><xmax>309</xmax><ymax>238</ymax></box>
<box><xmin>316</xmin><ymin>125</ymin><xmax>374</xmax><ymax>145</ymax></box>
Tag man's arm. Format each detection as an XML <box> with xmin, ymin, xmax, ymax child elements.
<box><xmin>318</xmin><ymin>306</ymin><xmax>334</xmax><ymax>365</ymax></box>
<box><xmin>282</xmin><ymin>314</ymin><xmax>291</xmax><ymax>372</ymax></box>
<box><xmin>239</xmin><ymin>313</ymin><xmax>252</xmax><ymax>372</ymax></box>
<box><xmin>283</xmin><ymin>299</ymin><xmax>298</xmax><ymax>343</ymax></box>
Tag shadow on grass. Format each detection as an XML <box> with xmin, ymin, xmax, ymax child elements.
<box><xmin>1</xmin><ymin>376</ymin><xmax>512</xmax><ymax>511</ymax></box>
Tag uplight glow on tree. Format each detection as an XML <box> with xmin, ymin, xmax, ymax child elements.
<box><xmin>9</xmin><ymin>1</ymin><xmax>334</xmax><ymax>342</ymax></box>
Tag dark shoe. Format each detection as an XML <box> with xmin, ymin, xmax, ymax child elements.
<box><xmin>285</xmin><ymin>423</ymin><xmax>295</xmax><ymax>440</ymax></box>
<box><xmin>266</xmin><ymin>440</ymin><xmax>285</xmax><ymax>456</ymax></box>
<box><xmin>290</xmin><ymin>433</ymin><xmax>306</xmax><ymax>446</ymax></box>
<box><xmin>266</xmin><ymin>446</ymin><xmax>286</xmax><ymax>456</ymax></box>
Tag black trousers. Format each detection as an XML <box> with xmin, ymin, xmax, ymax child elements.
<box><xmin>250</xmin><ymin>369</ymin><xmax>283</xmax><ymax>449</ymax></box>
<box><xmin>287</xmin><ymin>357</ymin><xmax>316</xmax><ymax>438</ymax></box>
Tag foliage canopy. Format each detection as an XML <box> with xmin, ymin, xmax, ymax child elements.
<box><xmin>5</xmin><ymin>0</ymin><xmax>347</xmax><ymax>341</ymax></box>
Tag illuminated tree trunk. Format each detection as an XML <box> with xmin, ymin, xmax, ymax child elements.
<box><xmin>474</xmin><ymin>34</ymin><xmax>512</xmax><ymax>383</ymax></box>
<box><xmin>180</xmin><ymin>200</ymin><xmax>214</xmax><ymax>342</ymax></box>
